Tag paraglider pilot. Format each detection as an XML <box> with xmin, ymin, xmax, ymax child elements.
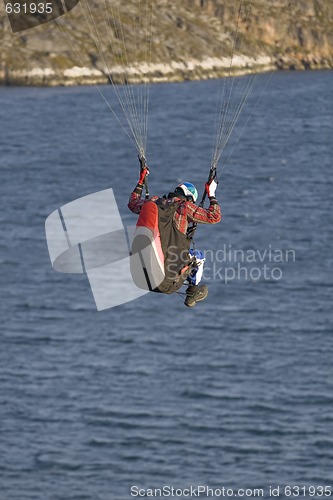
<box><xmin>128</xmin><ymin>158</ymin><xmax>221</xmax><ymax>307</ymax></box>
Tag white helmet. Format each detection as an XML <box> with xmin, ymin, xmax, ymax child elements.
<box><xmin>175</xmin><ymin>182</ymin><xmax>198</xmax><ymax>203</ymax></box>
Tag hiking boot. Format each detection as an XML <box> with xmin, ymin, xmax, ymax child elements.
<box><xmin>184</xmin><ymin>285</ymin><xmax>208</xmax><ymax>307</ymax></box>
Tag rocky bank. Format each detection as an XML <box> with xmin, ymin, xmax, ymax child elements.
<box><xmin>0</xmin><ymin>0</ymin><xmax>332</xmax><ymax>86</ymax></box>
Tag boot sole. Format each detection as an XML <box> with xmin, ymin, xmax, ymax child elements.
<box><xmin>184</xmin><ymin>287</ymin><xmax>208</xmax><ymax>307</ymax></box>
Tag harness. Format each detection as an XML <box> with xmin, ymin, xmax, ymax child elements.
<box><xmin>131</xmin><ymin>154</ymin><xmax>217</xmax><ymax>294</ymax></box>
<box><xmin>130</xmin><ymin>197</ymin><xmax>195</xmax><ymax>294</ymax></box>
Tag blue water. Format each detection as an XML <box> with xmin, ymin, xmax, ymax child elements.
<box><xmin>1</xmin><ymin>71</ymin><xmax>333</xmax><ymax>500</ymax></box>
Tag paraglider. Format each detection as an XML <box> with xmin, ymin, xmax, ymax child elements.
<box><xmin>41</xmin><ymin>0</ymin><xmax>295</xmax><ymax>309</ymax></box>
<box><xmin>128</xmin><ymin>157</ymin><xmax>221</xmax><ymax>306</ymax></box>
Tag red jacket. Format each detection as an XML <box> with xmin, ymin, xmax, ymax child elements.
<box><xmin>128</xmin><ymin>185</ymin><xmax>221</xmax><ymax>235</ymax></box>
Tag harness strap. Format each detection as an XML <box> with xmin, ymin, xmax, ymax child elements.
<box><xmin>187</xmin><ymin>165</ymin><xmax>218</xmax><ymax>241</ymax></box>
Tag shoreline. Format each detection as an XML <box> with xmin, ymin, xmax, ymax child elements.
<box><xmin>0</xmin><ymin>53</ymin><xmax>332</xmax><ymax>87</ymax></box>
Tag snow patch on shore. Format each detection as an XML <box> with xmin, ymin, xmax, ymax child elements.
<box><xmin>107</xmin><ymin>54</ymin><xmax>272</xmax><ymax>77</ymax></box>
<box><xmin>3</xmin><ymin>54</ymin><xmax>273</xmax><ymax>84</ymax></box>
<box><xmin>64</xmin><ymin>67</ymin><xmax>103</xmax><ymax>78</ymax></box>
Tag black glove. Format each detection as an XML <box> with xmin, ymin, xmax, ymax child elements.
<box><xmin>138</xmin><ymin>155</ymin><xmax>149</xmax><ymax>184</ymax></box>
